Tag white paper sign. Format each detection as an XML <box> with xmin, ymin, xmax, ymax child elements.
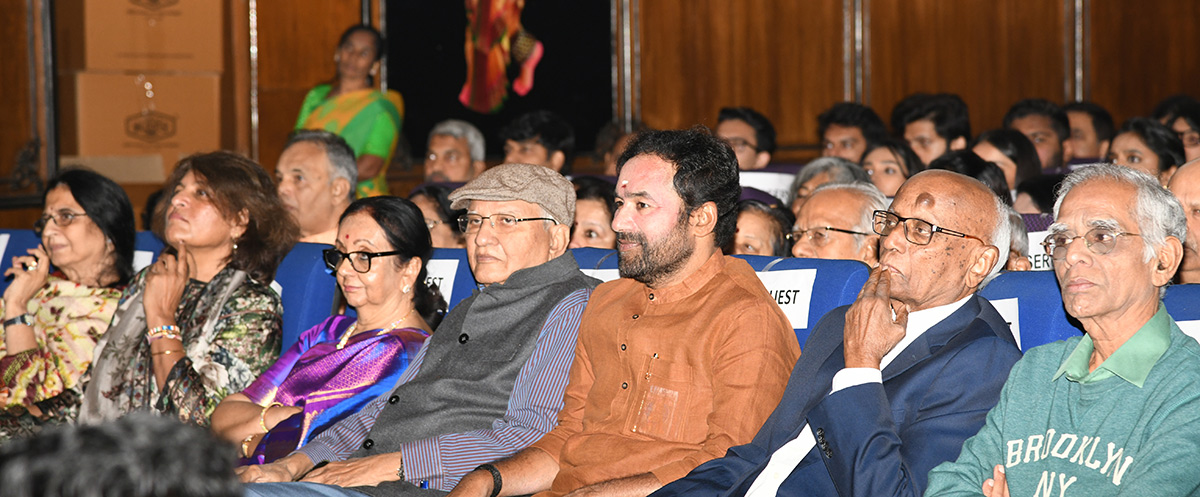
<box><xmin>1026</xmin><ymin>231</ymin><xmax>1053</xmax><ymax>271</ymax></box>
<box><xmin>581</xmin><ymin>268</ymin><xmax>621</xmax><ymax>282</ymax></box>
<box><xmin>1178</xmin><ymin>320</ymin><xmax>1200</xmax><ymax>344</ymax></box>
<box><xmin>739</xmin><ymin>171</ymin><xmax>796</xmax><ymax>205</ymax></box>
<box><xmin>133</xmin><ymin>250</ymin><xmax>155</xmax><ymax>273</ymax></box>
<box><xmin>755</xmin><ymin>269</ymin><xmax>817</xmax><ymax>330</ymax></box>
<box><xmin>270</xmin><ymin>280</ymin><xmax>284</xmax><ymax>299</ymax></box>
<box><xmin>988</xmin><ymin>297</ymin><xmax>1022</xmax><ymax>350</ymax></box>
<box><xmin>425</xmin><ymin>259</ymin><xmax>459</xmax><ymax>301</ymax></box>
<box><xmin>0</xmin><ymin>234</ymin><xmax>9</xmax><ymax>264</ymax></box>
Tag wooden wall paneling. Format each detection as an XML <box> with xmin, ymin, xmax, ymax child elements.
<box><xmin>0</xmin><ymin>2</ymin><xmax>33</xmax><ymax>183</ymax></box>
<box><xmin>254</xmin><ymin>0</ymin><xmax>362</xmax><ymax>173</ymax></box>
<box><xmin>867</xmin><ymin>0</ymin><xmax>1068</xmax><ymax>137</ymax></box>
<box><xmin>224</xmin><ymin>0</ymin><xmax>251</xmax><ymax>156</ymax></box>
<box><xmin>1087</xmin><ymin>0</ymin><xmax>1200</xmax><ymax>126</ymax></box>
<box><xmin>638</xmin><ymin>0</ymin><xmax>845</xmax><ymax>162</ymax></box>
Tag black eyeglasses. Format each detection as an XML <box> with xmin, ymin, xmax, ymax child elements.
<box><xmin>789</xmin><ymin>226</ymin><xmax>871</xmax><ymax>247</ymax></box>
<box><xmin>34</xmin><ymin>210</ymin><xmax>89</xmax><ymax>233</ymax></box>
<box><xmin>872</xmin><ymin>210</ymin><xmax>985</xmax><ymax>246</ymax></box>
<box><xmin>457</xmin><ymin>213</ymin><xmax>556</xmax><ymax>234</ymax></box>
<box><xmin>1041</xmin><ymin>227</ymin><xmax>1140</xmax><ymax>260</ymax></box>
<box><xmin>323</xmin><ymin>248</ymin><xmax>403</xmax><ymax>273</ymax></box>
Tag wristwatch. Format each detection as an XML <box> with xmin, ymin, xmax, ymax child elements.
<box><xmin>3</xmin><ymin>314</ymin><xmax>32</xmax><ymax>329</ymax></box>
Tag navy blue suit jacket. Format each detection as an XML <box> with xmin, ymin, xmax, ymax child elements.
<box><xmin>651</xmin><ymin>294</ymin><xmax>1020</xmax><ymax>497</ymax></box>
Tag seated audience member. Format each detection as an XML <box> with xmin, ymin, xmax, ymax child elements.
<box><xmin>1013</xmin><ymin>174</ymin><xmax>1064</xmax><ymax>215</ymax></box>
<box><xmin>1108</xmin><ymin>117</ymin><xmax>1186</xmax><ymax>186</ymax></box>
<box><xmin>79</xmin><ymin>152</ymin><xmax>298</xmax><ymax>426</ymax></box>
<box><xmin>1004</xmin><ymin>98</ymin><xmax>1073</xmax><ymax>173</ymax></box>
<box><xmin>929</xmin><ymin>150</ymin><xmax>1013</xmax><ymax>206</ymax></box>
<box><xmin>860</xmin><ymin>138</ymin><xmax>923</xmax><ymax>197</ymax></box>
<box><xmin>898</xmin><ymin>93</ymin><xmax>972</xmax><ymax>166</ymax></box>
<box><xmin>789</xmin><ymin>157</ymin><xmax>870</xmax><ymax>215</ymax></box>
<box><xmin>239</xmin><ymin>163</ymin><xmax>599</xmax><ymax>496</ymax></box>
<box><xmin>1004</xmin><ymin>206</ymin><xmax>1033</xmax><ymax>271</ymax></box>
<box><xmin>1062</xmin><ymin>101</ymin><xmax>1116</xmax><ymax>163</ymax></box>
<box><xmin>451</xmin><ymin>128</ymin><xmax>800</xmax><ymax>497</ymax></box>
<box><xmin>927</xmin><ymin>164</ymin><xmax>1200</xmax><ymax>496</ymax></box>
<box><xmin>569</xmin><ymin>176</ymin><xmax>617</xmax><ymax>249</ymax></box>
<box><xmin>653</xmin><ymin>169</ymin><xmax>1020</xmax><ymax>497</ymax></box>
<box><xmin>500</xmin><ymin>110</ymin><xmax>576</xmax><ymax>173</ymax></box>
<box><xmin>0</xmin><ymin>413</ymin><xmax>242</xmax><ymax>497</ymax></box>
<box><xmin>424</xmin><ymin>119</ymin><xmax>487</xmax><ymax>183</ymax></box>
<box><xmin>791</xmin><ymin>182</ymin><xmax>887</xmax><ymax>265</ymax></box>
<box><xmin>594</xmin><ymin>121</ymin><xmax>649</xmax><ymax>176</ymax></box>
<box><xmin>212</xmin><ymin>197</ymin><xmax>444</xmax><ymax>464</ymax></box>
<box><xmin>716</xmin><ymin>107</ymin><xmax>777</xmax><ymax>170</ymax></box>
<box><xmin>1168</xmin><ymin>161</ymin><xmax>1200</xmax><ymax>284</ymax></box>
<box><xmin>729</xmin><ymin>199</ymin><xmax>795</xmax><ymax>257</ymax></box>
<box><xmin>409</xmin><ymin>184</ymin><xmax>467</xmax><ymax>249</ymax></box>
<box><xmin>972</xmin><ymin>128</ymin><xmax>1043</xmax><ymax>192</ymax></box>
<box><xmin>1150</xmin><ymin>93</ymin><xmax>1198</xmax><ymax>124</ymax></box>
<box><xmin>276</xmin><ymin>130</ymin><xmax>357</xmax><ymax>245</ymax></box>
<box><xmin>889</xmin><ymin>92</ymin><xmax>930</xmax><ymax>137</ymax></box>
<box><xmin>0</xmin><ymin>170</ymin><xmax>135</xmax><ymax>443</ymax></box>
<box><xmin>818</xmin><ymin>102</ymin><xmax>889</xmax><ymax>162</ymax></box>
<box><xmin>1166</xmin><ymin>101</ymin><xmax>1200</xmax><ymax>162</ymax></box>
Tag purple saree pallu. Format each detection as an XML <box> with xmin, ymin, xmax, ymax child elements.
<box><xmin>240</xmin><ymin>315</ymin><xmax>429</xmax><ymax>465</ymax></box>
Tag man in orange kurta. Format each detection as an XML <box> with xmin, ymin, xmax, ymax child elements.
<box><xmin>449</xmin><ymin>128</ymin><xmax>800</xmax><ymax>497</ymax></box>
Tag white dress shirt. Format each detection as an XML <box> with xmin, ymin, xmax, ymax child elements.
<box><xmin>743</xmin><ymin>295</ymin><xmax>972</xmax><ymax>496</ymax></box>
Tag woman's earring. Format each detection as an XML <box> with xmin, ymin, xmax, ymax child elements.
<box><xmin>402</xmin><ymin>285</ymin><xmax>411</xmax><ymax>294</ymax></box>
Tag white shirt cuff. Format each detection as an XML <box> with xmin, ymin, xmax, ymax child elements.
<box><xmin>830</xmin><ymin>367</ymin><xmax>882</xmax><ymax>394</ymax></box>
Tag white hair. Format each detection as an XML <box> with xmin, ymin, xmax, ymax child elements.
<box><xmin>429</xmin><ymin>119</ymin><xmax>486</xmax><ymax>162</ymax></box>
<box><xmin>1006</xmin><ymin>205</ymin><xmax>1029</xmax><ymax>258</ymax></box>
<box><xmin>981</xmin><ymin>191</ymin><xmax>1011</xmax><ymax>288</ymax></box>
<box><xmin>1053</xmin><ymin>163</ymin><xmax>1187</xmax><ymax>263</ymax></box>
<box><xmin>809</xmin><ymin>181</ymin><xmax>888</xmax><ymax>249</ymax></box>
<box><xmin>789</xmin><ymin>157</ymin><xmax>870</xmax><ymax>206</ymax></box>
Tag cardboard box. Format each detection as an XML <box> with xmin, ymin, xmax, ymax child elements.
<box><xmin>56</xmin><ymin>0</ymin><xmax>223</xmax><ymax>72</ymax></box>
<box><xmin>58</xmin><ymin>71</ymin><xmax>221</xmax><ymax>178</ymax></box>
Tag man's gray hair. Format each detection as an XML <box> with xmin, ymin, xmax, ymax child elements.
<box><xmin>284</xmin><ymin>130</ymin><xmax>357</xmax><ymax>200</ymax></box>
<box><xmin>1007</xmin><ymin>205</ymin><xmax>1029</xmax><ymax>258</ymax></box>
<box><xmin>808</xmin><ymin>181</ymin><xmax>887</xmax><ymax>249</ymax></box>
<box><xmin>982</xmin><ymin>192</ymin><xmax>1012</xmax><ymax>287</ymax></box>
<box><xmin>1053</xmin><ymin>163</ymin><xmax>1187</xmax><ymax>263</ymax></box>
<box><xmin>429</xmin><ymin>119</ymin><xmax>486</xmax><ymax>162</ymax></box>
<box><xmin>789</xmin><ymin>157</ymin><xmax>870</xmax><ymax>207</ymax></box>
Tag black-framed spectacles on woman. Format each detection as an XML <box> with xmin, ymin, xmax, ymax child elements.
<box><xmin>323</xmin><ymin>248</ymin><xmax>404</xmax><ymax>273</ymax></box>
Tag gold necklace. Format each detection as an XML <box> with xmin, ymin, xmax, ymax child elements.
<box><xmin>336</xmin><ymin>308</ymin><xmax>416</xmax><ymax>350</ymax></box>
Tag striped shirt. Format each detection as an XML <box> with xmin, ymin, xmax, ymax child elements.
<box><xmin>295</xmin><ymin>287</ymin><xmax>592</xmax><ymax>490</ymax></box>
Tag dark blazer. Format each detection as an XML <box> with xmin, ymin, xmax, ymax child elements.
<box><xmin>651</xmin><ymin>294</ymin><xmax>1021</xmax><ymax>497</ymax></box>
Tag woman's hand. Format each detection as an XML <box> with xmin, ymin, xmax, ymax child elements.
<box><xmin>300</xmin><ymin>452</ymin><xmax>403</xmax><ymax>487</ymax></box>
<box><xmin>237</xmin><ymin>453</ymin><xmax>314</xmax><ymax>483</ymax></box>
<box><xmin>3</xmin><ymin>246</ymin><xmax>51</xmax><ymax>317</ymax></box>
<box><xmin>144</xmin><ymin>243</ymin><xmax>192</xmax><ymax>326</ymax></box>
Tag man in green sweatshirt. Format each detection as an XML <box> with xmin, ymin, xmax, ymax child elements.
<box><xmin>926</xmin><ymin>163</ymin><xmax>1200</xmax><ymax>496</ymax></box>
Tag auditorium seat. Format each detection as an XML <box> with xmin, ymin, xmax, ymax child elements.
<box><xmin>572</xmin><ymin>247</ymin><xmax>617</xmax><ymax>271</ymax></box>
<box><xmin>275</xmin><ymin>242</ymin><xmax>339</xmax><ymax>351</ymax></box>
<box><xmin>1165</xmin><ymin>283</ymin><xmax>1200</xmax><ymax>341</ymax></box>
<box><xmin>758</xmin><ymin>257</ymin><xmax>870</xmax><ymax>347</ymax></box>
<box><xmin>0</xmin><ymin>229</ymin><xmax>42</xmax><ymax>293</ymax></box>
<box><xmin>979</xmin><ymin>270</ymin><xmax>1082</xmax><ymax>351</ymax></box>
<box><xmin>426</xmin><ymin>248</ymin><xmax>477</xmax><ymax>311</ymax></box>
<box><xmin>133</xmin><ymin>231</ymin><xmax>165</xmax><ymax>272</ymax></box>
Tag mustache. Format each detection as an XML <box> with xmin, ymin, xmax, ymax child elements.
<box><xmin>616</xmin><ymin>232</ymin><xmax>645</xmax><ymax>245</ymax></box>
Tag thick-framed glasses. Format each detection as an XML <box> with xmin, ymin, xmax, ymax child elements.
<box><xmin>790</xmin><ymin>226</ymin><xmax>870</xmax><ymax>247</ymax></box>
<box><xmin>457</xmin><ymin>213</ymin><xmax>556</xmax><ymax>234</ymax></box>
<box><xmin>1041</xmin><ymin>228</ymin><xmax>1141</xmax><ymax>259</ymax></box>
<box><xmin>323</xmin><ymin>248</ymin><xmax>403</xmax><ymax>273</ymax></box>
<box><xmin>34</xmin><ymin>210</ymin><xmax>88</xmax><ymax>233</ymax></box>
<box><xmin>722</xmin><ymin>137</ymin><xmax>758</xmax><ymax>153</ymax></box>
<box><xmin>872</xmin><ymin>210</ymin><xmax>985</xmax><ymax>246</ymax></box>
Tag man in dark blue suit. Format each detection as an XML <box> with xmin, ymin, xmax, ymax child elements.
<box><xmin>652</xmin><ymin>170</ymin><xmax>1023</xmax><ymax>497</ymax></box>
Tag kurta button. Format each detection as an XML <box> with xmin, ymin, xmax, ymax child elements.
<box><xmin>620</xmin><ymin>344</ymin><xmax>626</xmax><ymax>351</ymax></box>
<box><xmin>458</xmin><ymin>333</ymin><xmax>469</xmax><ymax>343</ymax></box>
<box><xmin>362</xmin><ymin>439</ymin><xmax>374</xmax><ymax>449</ymax></box>
<box><xmin>388</xmin><ymin>395</ymin><xmax>399</xmax><ymax>404</ymax></box>
<box><xmin>648</xmin><ymin>293</ymin><xmax>655</xmax><ymax>300</ymax></box>
<box><xmin>621</xmin><ymin>382</ymin><xmax>628</xmax><ymax>389</ymax></box>
<box><xmin>632</xmin><ymin>314</ymin><xmax>639</xmax><ymax>319</ymax></box>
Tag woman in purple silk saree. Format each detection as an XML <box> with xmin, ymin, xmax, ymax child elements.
<box><xmin>210</xmin><ymin>196</ymin><xmax>446</xmax><ymax>464</ymax></box>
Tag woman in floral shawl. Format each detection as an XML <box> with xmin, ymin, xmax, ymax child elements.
<box><xmin>0</xmin><ymin>170</ymin><xmax>135</xmax><ymax>442</ymax></box>
<box><xmin>79</xmin><ymin>152</ymin><xmax>298</xmax><ymax>426</ymax></box>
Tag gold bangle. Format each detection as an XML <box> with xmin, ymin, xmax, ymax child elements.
<box><xmin>242</xmin><ymin>434</ymin><xmax>257</xmax><ymax>458</ymax></box>
<box><xmin>152</xmin><ymin>349</ymin><xmax>184</xmax><ymax>357</ymax></box>
<box><xmin>259</xmin><ymin>402</ymin><xmax>283</xmax><ymax>432</ymax></box>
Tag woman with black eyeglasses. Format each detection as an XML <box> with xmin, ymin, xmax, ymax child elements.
<box><xmin>212</xmin><ymin>196</ymin><xmax>445</xmax><ymax>465</ymax></box>
<box><xmin>0</xmin><ymin>169</ymin><xmax>135</xmax><ymax>443</ymax></box>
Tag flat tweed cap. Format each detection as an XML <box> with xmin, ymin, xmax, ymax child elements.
<box><xmin>449</xmin><ymin>163</ymin><xmax>575</xmax><ymax>224</ymax></box>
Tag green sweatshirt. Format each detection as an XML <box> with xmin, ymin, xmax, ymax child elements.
<box><xmin>925</xmin><ymin>305</ymin><xmax>1200</xmax><ymax>496</ymax></box>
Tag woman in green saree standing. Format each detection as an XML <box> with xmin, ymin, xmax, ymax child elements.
<box><xmin>296</xmin><ymin>25</ymin><xmax>403</xmax><ymax>198</ymax></box>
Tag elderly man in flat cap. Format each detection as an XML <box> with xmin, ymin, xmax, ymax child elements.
<box><xmin>241</xmin><ymin>163</ymin><xmax>600</xmax><ymax>497</ymax></box>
